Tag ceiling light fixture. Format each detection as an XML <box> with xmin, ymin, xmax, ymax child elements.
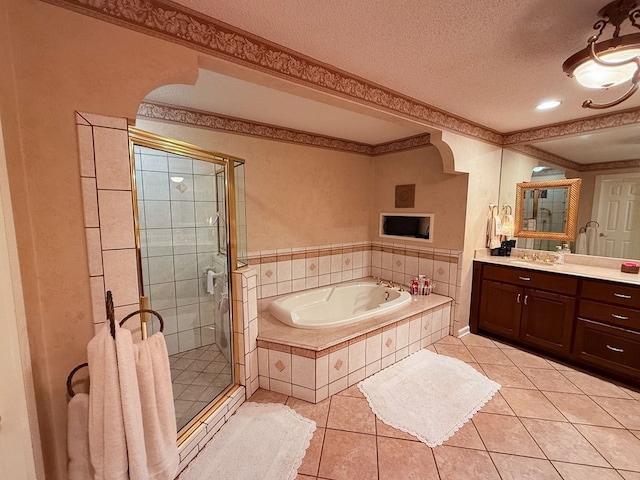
<box><xmin>562</xmin><ymin>0</ymin><xmax>640</xmax><ymax>109</ymax></box>
<box><xmin>170</xmin><ymin>176</ymin><xmax>184</xmax><ymax>183</ymax></box>
<box><xmin>536</xmin><ymin>100</ymin><xmax>562</xmax><ymax>110</ymax></box>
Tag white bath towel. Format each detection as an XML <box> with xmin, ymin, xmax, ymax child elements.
<box><xmin>486</xmin><ymin>213</ymin><xmax>502</xmax><ymax>249</ymax></box>
<box><xmin>67</xmin><ymin>392</ymin><xmax>93</xmax><ymax>480</ymax></box>
<box><xmin>576</xmin><ymin>230</ymin><xmax>587</xmax><ymax>254</ymax></box>
<box><xmin>87</xmin><ymin>324</ymin><xmax>129</xmax><ymax>480</ymax></box>
<box><xmin>134</xmin><ymin>333</ymin><xmax>178</xmax><ymax>480</ymax></box>
<box><xmin>586</xmin><ymin>225</ymin><xmax>600</xmax><ymax>256</ymax></box>
<box><xmin>115</xmin><ymin>325</ymin><xmax>149</xmax><ymax>480</ymax></box>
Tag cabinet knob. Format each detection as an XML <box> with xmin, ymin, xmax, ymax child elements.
<box><xmin>524</xmin><ymin>295</ymin><xmax>528</xmax><ymax>306</ymax></box>
<box><xmin>516</xmin><ymin>293</ymin><xmax>521</xmax><ymax>303</ymax></box>
<box><xmin>606</xmin><ymin>345</ymin><xmax>624</xmax><ymax>353</ymax></box>
<box><xmin>611</xmin><ymin>313</ymin><xmax>629</xmax><ymax>321</ymax></box>
<box><xmin>518</xmin><ymin>276</ymin><xmax>531</xmax><ymax>281</ymax></box>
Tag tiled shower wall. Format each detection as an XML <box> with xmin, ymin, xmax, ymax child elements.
<box><xmin>249</xmin><ymin>241</ymin><xmax>462</xmax><ymax>334</ymax></box>
<box><xmin>134</xmin><ymin>146</ymin><xmax>225</xmax><ymax>356</ymax></box>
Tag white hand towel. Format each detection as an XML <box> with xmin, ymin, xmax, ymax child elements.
<box><xmin>134</xmin><ymin>333</ymin><xmax>178</xmax><ymax>480</ymax></box>
<box><xmin>487</xmin><ymin>214</ymin><xmax>502</xmax><ymax>249</ymax></box>
<box><xmin>206</xmin><ymin>269</ymin><xmax>215</xmax><ymax>294</ymax></box>
<box><xmin>87</xmin><ymin>323</ymin><xmax>129</xmax><ymax>480</ymax></box>
<box><xmin>576</xmin><ymin>230</ymin><xmax>587</xmax><ymax>254</ymax></box>
<box><xmin>115</xmin><ymin>325</ymin><xmax>149</xmax><ymax>480</ymax></box>
<box><xmin>586</xmin><ymin>225</ymin><xmax>599</xmax><ymax>256</ymax></box>
<box><xmin>67</xmin><ymin>392</ymin><xmax>93</xmax><ymax>480</ymax></box>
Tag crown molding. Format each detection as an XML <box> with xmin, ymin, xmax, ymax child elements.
<box><xmin>39</xmin><ymin>0</ymin><xmax>640</xmax><ymax>171</ymax></box>
<box><xmin>507</xmin><ymin>144</ymin><xmax>640</xmax><ymax>172</ymax></box>
<box><xmin>40</xmin><ymin>0</ymin><xmax>502</xmax><ymax>146</ymax></box>
<box><xmin>503</xmin><ymin>106</ymin><xmax>640</xmax><ymax>145</ymax></box>
<box><xmin>507</xmin><ymin>144</ymin><xmax>582</xmax><ymax>171</ymax></box>
<box><xmin>138</xmin><ymin>101</ymin><xmax>431</xmax><ymax>156</ymax></box>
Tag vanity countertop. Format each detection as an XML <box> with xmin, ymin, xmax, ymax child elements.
<box><xmin>474</xmin><ymin>254</ymin><xmax>640</xmax><ymax>287</ymax></box>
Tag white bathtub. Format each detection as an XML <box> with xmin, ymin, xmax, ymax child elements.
<box><xmin>269</xmin><ymin>283</ymin><xmax>412</xmax><ymax>329</ymax></box>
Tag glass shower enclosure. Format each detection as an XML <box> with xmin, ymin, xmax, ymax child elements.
<box><xmin>129</xmin><ymin>128</ymin><xmax>246</xmax><ymax>432</ymax></box>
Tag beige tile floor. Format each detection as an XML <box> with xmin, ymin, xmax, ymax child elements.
<box><xmin>169</xmin><ymin>344</ymin><xmax>233</xmax><ymax>430</ymax></box>
<box><xmin>248</xmin><ymin>333</ymin><xmax>640</xmax><ymax>480</ymax></box>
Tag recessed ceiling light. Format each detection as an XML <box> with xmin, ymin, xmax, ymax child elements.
<box><xmin>536</xmin><ymin>100</ymin><xmax>562</xmax><ymax>110</ymax></box>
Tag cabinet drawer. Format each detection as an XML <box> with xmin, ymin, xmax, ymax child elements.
<box><xmin>482</xmin><ymin>264</ymin><xmax>577</xmax><ymax>295</ymax></box>
<box><xmin>573</xmin><ymin>319</ymin><xmax>640</xmax><ymax>378</ymax></box>
<box><xmin>581</xmin><ymin>279</ymin><xmax>640</xmax><ymax>309</ymax></box>
<box><xmin>579</xmin><ymin>300</ymin><xmax>640</xmax><ymax>331</ymax></box>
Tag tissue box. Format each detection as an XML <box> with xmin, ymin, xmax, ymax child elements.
<box><xmin>621</xmin><ymin>262</ymin><xmax>640</xmax><ymax>274</ymax></box>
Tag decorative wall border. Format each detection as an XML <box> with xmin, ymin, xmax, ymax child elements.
<box><xmin>42</xmin><ymin>0</ymin><xmax>640</xmax><ymax>171</ymax></box>
<box><xmin>40</xmin><ymin>0</ymin><xmax>503</xmax><ymax>146</ymax></box>
<box><xmin>508</xmin><ymin>144</ymin><xmax>582</xmax><ymax>171</ymax></box>
<box><xmin>138</xmin><ymin>101</ymin><xmax>431</xmax><ymax>156</ymax></box>
<box><xmin>503</xmin><ymin>106</ymin><xmax>640</xmax><ymax>145</ymax></box>
<box><xmin>508</xmin><ymin>144</ymin><xmax>640</xmax><ymax>172</ymax></box>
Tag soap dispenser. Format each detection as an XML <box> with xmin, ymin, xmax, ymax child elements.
<box><xmin>554</xmin><ymin>245</ymin><xmax>565</xmax><ymax>265</ymax></box>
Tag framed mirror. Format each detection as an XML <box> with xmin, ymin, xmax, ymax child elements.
<box><xmin>514</xmin><ymin>178</ymin><xmax>582</xmax><ymax>241</ymax></box>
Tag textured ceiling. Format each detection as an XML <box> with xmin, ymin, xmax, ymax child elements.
<box><xmin>149</xmin><ymin>0</ymin><xmax>640</xmax><ymax>164</ymax></box>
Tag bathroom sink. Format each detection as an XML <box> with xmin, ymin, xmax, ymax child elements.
<box><xmin>508</xmin><ymin>260</ymin><xmax>558</xmax><ymax>269</ymax></box>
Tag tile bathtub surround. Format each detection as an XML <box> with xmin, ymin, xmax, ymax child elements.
<box><xmin>256</xmin><ymin>291</ymin><xmax>452</xmax><ymax>403</ymax></box>
<box><xmin>249</xmin><ymin>242</ymin><xmax>462</xmax><ymax>336</ymax></box>
<box><xmin>244</xmin><ymin>334</ymin><xmax>640</xmax><ymax>480</ymax></box>
<box><xmin>232</xmin><ymin>266</ymin><xmax>260</xmax><ymax>398</ymax></box>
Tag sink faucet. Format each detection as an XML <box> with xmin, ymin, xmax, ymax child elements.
<box><xmin>521</xmin><ymin>251</ymin><xmax>530</xmax><ymax>260</ymax></box>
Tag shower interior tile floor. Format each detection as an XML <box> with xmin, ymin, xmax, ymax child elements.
<box><xmin>246</xmin><ymin>333</ymin><xmax>640</xmax><ymax>480</ymax></box>
<box><xmin>169</xmin><ymin>343</ymin><xmax>232</xmax><ymax>430</ymax></box>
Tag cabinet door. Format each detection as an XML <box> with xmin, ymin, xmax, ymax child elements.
<box><xmin>478</xmin><ymin>280</ymin><xmax>522</xmax><ymax>339</ymax></box>
<box><xmin>520</xmin><ymin>289</ymin><xmax>575</xmax><ymax>354</ymax></box>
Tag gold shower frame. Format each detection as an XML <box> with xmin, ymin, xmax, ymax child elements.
<box><xmin>127</xmin><ymin>127</ymin><xmax>245</xmax><ymax>444</ymax></box>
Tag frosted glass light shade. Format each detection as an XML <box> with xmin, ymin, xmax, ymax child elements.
<box><xmin>573</xmin><ymin>47</ymin><xmax>640</xmax><ymax>89</ymax></box>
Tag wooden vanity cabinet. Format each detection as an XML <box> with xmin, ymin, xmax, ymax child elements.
<box><xmin>574</xmin><ymin>278</ymin><xmax>640</xmax><ymax>379</ymax></box>
<box><xmin>474</xmin><ymin>264</ymin><xmax>577</xmax><ymax>355</ymax></box>
<box><xmin>471</xmin><ymin>261</ymin><xmax>640</xmax><ymax>386</ymax></box>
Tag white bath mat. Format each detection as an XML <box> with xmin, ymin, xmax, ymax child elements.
<box><xmin>179</xmin><ymin>402</ymin><xmax>316</xmax><ymax>480</ymax></box>
<box><xmin>358</xmin><ymin>348</ymin><xmax>500</xmax><ymax>447</ymax></box>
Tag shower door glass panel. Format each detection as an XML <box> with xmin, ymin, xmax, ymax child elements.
<box><xmin>133</xmin><ymin>143</ymin><xmax>233</xmax><ymax>431</ymax></box>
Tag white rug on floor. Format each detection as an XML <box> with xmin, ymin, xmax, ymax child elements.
<box><xmin>179</xmin><ymin>402</ymin><xmax>316</xmax><ymax>480</ymax></box>
<box><xmin>358</xmin><ymin>348</ymin><xmax>500</xmax><ymax>447</ymax></box>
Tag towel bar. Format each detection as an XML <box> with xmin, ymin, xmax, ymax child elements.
<box><xmin>66</xmin><ymin>292</ymin><xmax>165</xmax><ymax>399</ymax></box>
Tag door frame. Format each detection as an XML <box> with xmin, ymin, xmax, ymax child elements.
<box><xmin>0</xmin><ymin>117</ymin><xmax>43</xmax><ymax>478</ymax></box>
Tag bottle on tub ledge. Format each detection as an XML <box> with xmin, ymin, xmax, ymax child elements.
<box><xmin>412</xmin><ymin>276</ymin><xmax>434</xmax><ymax>295</ymax></box>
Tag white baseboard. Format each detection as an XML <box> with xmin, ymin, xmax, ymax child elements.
<box><xmin>457</xmin><ymin>325</ymin><xmax>470</xmax><ymax>338</ymax></box>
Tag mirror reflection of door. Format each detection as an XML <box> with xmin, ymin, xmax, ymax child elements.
<box><xmin>131</xmin><ymin>135</ymin><xmax>236</xmax><ymax>432</ymax></box>
<box><xmin>592</xmin><ymin>172</ymin><xmax>640</xmax><ymax>259</ymax></box>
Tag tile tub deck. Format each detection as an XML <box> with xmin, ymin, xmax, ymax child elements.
<box><xmin>257</xmin><ymin>287</ymin><xmax>453</xmax><ymax>403</ymax></box>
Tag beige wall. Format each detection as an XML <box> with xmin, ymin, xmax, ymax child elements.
<box><xmin>499</xmin><ymin>149</ymin><xmax>539</xmax><ymax>213</ymax></box>
<box><xmin>1</xmin><ymin>1</ymin><xmax>200</xmax><ymax>477</ymax></box>
<box><xmin>372</xmin><ymin>145</ymin><xmax>467</xmax><ymax>251</ymax></box>
<box><xmin>439</xmin><ymin>131</ymin><xmax>503</xmax><ymax>335</ymax></box>
<box><xmin>136</xmin><ymin>119</ymin><xmax>374</xmax><ymax>252</ymax></box>
<box><xmin>1</xmin><ymin>1</ymin><xmax>518</xmax><ymax>478</ymax></box>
